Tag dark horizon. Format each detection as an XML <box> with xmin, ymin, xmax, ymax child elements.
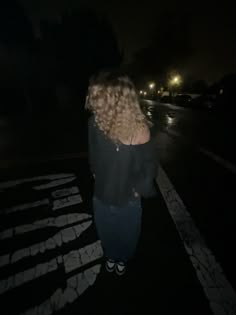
<box><xmin>20</xmin><ymin>0</ymin><xmax>236</xmax><ymax>84</ymax></box>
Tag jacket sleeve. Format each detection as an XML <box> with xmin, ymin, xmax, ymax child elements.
<box><xmin>133</xmin><ymin>137</ymin><xmax>159</xmax><ymax>198</ymax></box>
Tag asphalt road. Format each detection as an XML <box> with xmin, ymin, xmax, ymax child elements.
<box><xmin>0</xmin><ymin>102</ymin><xmax>236</xmax><ymax>314</ymax></box>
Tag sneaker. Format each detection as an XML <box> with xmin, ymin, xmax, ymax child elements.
<box><xmin>115</xmin><ymin>262</ymin><xmax>126</xmax><ymax>276</ymax></box>
<box><xmin>105</xmin><ymin>259</ymin><xmax>115</xmax><ymax>273</ymax></box>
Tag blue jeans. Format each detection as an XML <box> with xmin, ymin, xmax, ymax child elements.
<box><xmin>93</xmin><ymin>196</ymin><xmax>142</xmax><ymax>263</ymax></box>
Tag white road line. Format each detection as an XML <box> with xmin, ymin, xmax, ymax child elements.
<box><xmin>3</xmin><ymin>199</ymin><xmax>49</xmax><ymax>214</ymax></box>
<box><xmin>52</xmin><ymin>194</ymin><xmax>83</xmax><ymax>210</ymax></box>
<box><xmin>33</xmin><ymin>177</ymin><xmax>76</xmax><ymax>190</ymax></box>
<box><xmin>0</xmin><ymin>221</ymin><xmax>92</xmax><ymax>268</ymax></box>
<box><xmin>3</xmin><ymin>186</ymin><xmax>82</xmax><ymax>214</ymax></box>
<box><xmin>51</xmin><ymin>186</ymin><xmax>79</xmax><ymax>198</ymax></box>
<box><xmin>199</xmin><ymin>148</ymin><xmax>236</xmax><ymax>175</ymax></box>
<box><xmin>0</xmin><ymin>241</ymin><xmax>102</xmax><ymax>296</ymax></box>
<box><xmin>0</xmin><ymin>213</ymin><xmax>92</xmax><ymax>240</ymax></box>
<box><xmin>20</xmin><ymin>264</ymin><xmax>101</xmax><ymax>315</ymax></box>
<box><xmin>0</xmin><ymin>174</ymin><xmax>74</xmax><ymax>190</ymax></box>
<box><xmin>0</xmin><ymin>258</ymin><xmax>58</xmax><ymax>295</ymax></box>
<box><xmin>63</xmin><ymin>240</ymin><xmax>103</xmax><ymax>274</ymax></box>
<box><xmin>0</xmin><ymin>254</ymin><xmax>10</xmax><ymax>267</ymax></box>
<box><xmin>156</xmin><ymin>166</ymin><xmax>236</xmax><ymax>314</ymax></box>
<box><xmin>0</xmin><ymin>227</ymin><xmax>103</xmax><ymax>296</ymax></box>
<box><xmin>2</xmin><ymin>192</ymin><xmax>81</xmax><ymax>216</ymax></box>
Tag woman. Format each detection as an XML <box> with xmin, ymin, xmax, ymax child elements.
<box><xmin>86</xmin><ymin>72</ymin><xmax>158</xmax><ymax>275</ymax></box>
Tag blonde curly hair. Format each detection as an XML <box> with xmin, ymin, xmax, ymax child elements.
<box><xmin>85</xmin><ymin>72</ymin><xmax>152</xmax><ymax>144</ymax></box>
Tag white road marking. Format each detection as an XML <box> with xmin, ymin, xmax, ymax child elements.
<box><xmin>0</xmin><ymin>172</ymin><xmax>103</xmax><ymax>311</ymax></box>
<box><xmin>0</xmin><ymin>258</ymin><xmax>57</xmax><ymax>294</ymax></box>
<box><xmin>63</xmin><ymin>240</ymin><xmax>103</xmax><ymax>274</ymax></box>
<box><xmin>51</xmin><ymin>186</ymin><xmax>79</xmax><ymax>198</ymax></box>
<box><xmin>0</xmin><ymin>174</ymin><xmax>74</xmax><ymax>190</ymax></box>
<box><xmin>3</xmin><ymin>194</ymin><xmax>82</xmax><ymax>216</ymax></box>
<box><xmin>0</xmin><ymin>254</ymin><xmax>10</xmax><ymax>267</ymax></box>
<box><xmin>0</xmin><ymin>236</ymin><xmax>103</xmax><ymax>295</ymax></box>
<box><xmin>0</xmin><ymin>221</ymin><xmax>92</xmax><ymax>267</ymax></box>
<box><xmin>199</xmin><ymin>148</ymin><xmax>236</xmax><ymax>175</ymax></box>
<box><xmin>52</xmin><ymin>194</ymin><xmax>83</xmax><ymax>210</ymax></box>
<box><xmin>157</xmin><ymin>166</ymin><xmax>236</xmax><ymax>314</ymax></box>
<box><xmin>0</xmin><ymin>229</ymin><xmax>13</xmax><ymax>239</ymax></box>
<box><xmin>3</xmin><ymin>199</ymin><xmax>49</xmax><ymax>214</ymax></box>
<box><xmin>0</xmin><ymin>213</ymin><xmax>92</xmax><ymax>240</ymax></box>
<box><xmin>20</xmin><ymin>264</ymin><xmax>101</xmax><ymax>315</ymax></box>
<box><xmin>33</xmin><ymin>177</ymin><xmax>76</xmax><ymax>190</ymax></box>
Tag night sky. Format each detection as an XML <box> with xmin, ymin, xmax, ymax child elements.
<box><xmin>21</xmin><ymin>0</ymin><xmax>236</xmax><ymax>83</ymax></box>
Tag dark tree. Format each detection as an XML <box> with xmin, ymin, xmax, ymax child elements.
<box><xmin>0</xmin><ymin>0</ymin><xmax>34</xmax><ymax>114</ymax></box>
<box><xmin>0</xmin><ymin>0</ymin><xmax>33</xmax><ymax>47</ymax></box>
<box><xmin>128</xmin><ymin>9</ymin><xmax>193</xmax><ymax>81</ymax></box>
<box><xmin>38</xmin><ymin>8</ymin><xmax>122</xmax><ymax>80</ymax></box>
<box><xmin>34</xmin><ymin>8</ymin><xmax>122</xmax><ymax>107</ymax></box>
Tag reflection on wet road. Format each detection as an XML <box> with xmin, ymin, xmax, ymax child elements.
<box><xmin>142</xmin><ymin>100</ymin><xmax>236</xmax><ymax>165</ymax></box>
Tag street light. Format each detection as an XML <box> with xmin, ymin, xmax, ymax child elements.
<box><xmin>148</xmin><ymin>82</ymin><xmax>156</xmax><ymax>100</ymax></box>
<box><xmin>168</xmin><ymin>74</ymin><xmax>182</xmax><ymax>99</ymax></box>
<box><xmin>169</xmin><ymin>75</ymin><xmax>182</xmax><ymax>87</ymax></box>
<box><xmin>149</xmin><ymin>82</ymin><xmax>155</xmax><ymax>90</ymax></box>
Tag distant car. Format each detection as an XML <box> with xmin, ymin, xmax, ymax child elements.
<box><xmin>174</xmin><ymin>94</ymin><xmax>192</xmax><ymax>107</ymax></box>
<box><xmin>190</xmin><ymin>95</ymin><xmax>217</xmax><ymax>110</ymax></box>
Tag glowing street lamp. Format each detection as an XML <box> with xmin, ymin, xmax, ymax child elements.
<box><xmin>148</xmin><ymin>82</ymin><xmax>156</xmax><ymax>99</ymax></box>
<box><xmin>140</xmin><ymin>90</ymin><xmax>143</xmax><ymax>94</ymax></box>
<box><xmin>168</xmin><ymin>74</ymin><xmax>182</xmax><ymax>99</ymax></box>
<box><xmin>169</xmin><ymin>75</ymin><xmax>182</xmax><ymax>87</ymax></box>
<box><xmin>149</xmin><ymin>82</ymin><xmax>155</xmax><ymax>90</ymax></box>
<box><xmin>143</xmin><ymin>91</ymin><xmax>147</xmax><ymax>96</ymax></box>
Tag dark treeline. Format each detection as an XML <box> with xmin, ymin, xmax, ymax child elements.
<box><xmin>0</xmin><ymin>0</ymin><xmax>122</xmax><ymax>116</ymax></box>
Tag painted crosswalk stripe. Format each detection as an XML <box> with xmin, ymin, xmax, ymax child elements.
<box><xmin>0</xmin><ymin>239</ymin><xmax>102</xmax><ymax>295</ymax></box>
<box><xmin>51</xmin><ymin>186</ymin><xmax>79</xmax><ymax>198</ymax></box>
<box><xmin>20</xmin><ymin>264</ymin><xmax>101</xmax><ymax>315</ymax></box>
<box><xmin>33</xmin><ymin>177</ymin><xmax>76</xmax><ymax>190</ymax></box>
<box><xmin>0</xmin><ymin>172</ymin><xmax>103</xmax><ymax>315</ymax></box>
<box><xmin>0</xmin><ymin>213</ymin><xmax>91</xmax><ymax>240</ymax></box>
<box><xmin>156</xmin><ymin>166</ymin><xmax>236</xmax><ymax>314</ymax></box>
<box><xmin>52</xmin><ymin>194</ymin><xmax>83</xmax><ymax>210</ymax></box>
<box><xmin>3</xmin><ymin>199</ymin><xmax>49</xmax><ymax>214</ymax></box>
<box><xmin>0</xmin><ymin>173</ymin><xmax>74</xmax><ymax>190</ymax></box>
<box><xmin>2</xmin><ymin>194</ymin><xmax>82</xmax><ymax>215</ymax></box>
<box><xmin>0</xmin><ymin>221</ymin><xmax>92</xmax><ymax>268</ymax></box>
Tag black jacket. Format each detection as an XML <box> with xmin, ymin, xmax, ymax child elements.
<box><xmin>88</xmin><ymin>116</ymin><xmax>159</xmax><ymax>206</ymax></box>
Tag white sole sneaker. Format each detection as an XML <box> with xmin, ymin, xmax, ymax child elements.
<box><xmin>105</xmin><ymin>260</ymin><xmax>115</xmax><ymax>273</ymax></box>
<box><xmin>115</xmin><ymin>262</ymin><xmax>126</xmax><ymax>276</ymax></box>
